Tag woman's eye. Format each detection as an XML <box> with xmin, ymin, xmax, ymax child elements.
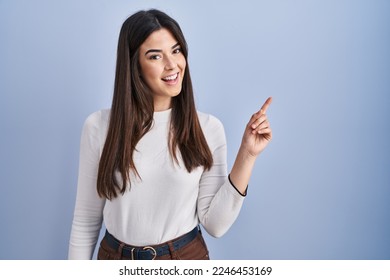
<box><xmin>149</xmin><ymin>55</ymin><xmax>161</xmax><ymax>60</ymax></box>
<box><xmin>173</xmin><ymin>48</ymin><xmax>182</xmax><ymax>54</ymax></box>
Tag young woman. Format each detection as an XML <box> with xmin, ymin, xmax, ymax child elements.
<box><xmin>68</xmin><ymin>9</ymin><xmax>272</xmax><ymax>260</ymax></box>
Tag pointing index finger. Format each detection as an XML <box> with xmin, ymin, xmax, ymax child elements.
<box><xmin>260</xmin><ymin>97</ymin><xmax>273</xmax><ymax>114</ymax></box>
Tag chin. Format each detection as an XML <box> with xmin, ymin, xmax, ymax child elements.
<box><xmin>169</xmin><ymin>88</ymin><xmax>182</xmax><ymax>97</ymax></box>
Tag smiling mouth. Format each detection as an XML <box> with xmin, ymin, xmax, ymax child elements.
<box><xmin>162</xmin><ymin>73</ymin><xmax>179</xmax><ymax>82</ymax></box>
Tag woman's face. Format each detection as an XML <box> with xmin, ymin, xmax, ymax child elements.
<box><xmin>139</xmin><ymin>28</ymin><xmax>186</xmax><ymax>111</ymax></box>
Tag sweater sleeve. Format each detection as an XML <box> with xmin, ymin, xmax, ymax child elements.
<box><xmin>68</xmin><ymin>112</ymin><xmax>106</xmax><ymax>259</ymax></box>
<box><xmin>197</xmin><ymin>115</ymin><xmax>246</xmax><ymax>237</ymax></box>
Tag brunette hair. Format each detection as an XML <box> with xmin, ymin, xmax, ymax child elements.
<box><xmin>97</xmin><ymin>9</ymin><xmax>213</xmax><ymax>199</ymax></box>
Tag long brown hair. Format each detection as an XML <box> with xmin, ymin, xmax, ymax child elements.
<box><xmin>97</xmin><ymin>9</ymin><xmax>213</xmax><ymax>199</ymax></box>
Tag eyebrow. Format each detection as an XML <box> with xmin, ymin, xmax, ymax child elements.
<box><xmin>144</xmin><ymin>42</ymin><xmax>181</xmax><ymax>56</ymax></box>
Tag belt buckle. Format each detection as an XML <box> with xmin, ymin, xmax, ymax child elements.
<box><xmin>143</xmin><ymin>246</ymin><xmax>157</xmax><ymax>260</ymax></box>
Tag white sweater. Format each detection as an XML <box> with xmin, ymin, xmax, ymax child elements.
<box><xmin>68</xmin><ymin>109</ymin><xmax>245</xmax><ymax>259</ymax></box>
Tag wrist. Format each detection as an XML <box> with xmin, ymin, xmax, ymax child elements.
<box><xmin>237</xmin><ymin>145</ymin><xmax>258</xmax><ymax>162</ymax></box>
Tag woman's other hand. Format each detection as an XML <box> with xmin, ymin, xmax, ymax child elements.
<box><xmin>241</xmin><ymin>97</ymin><xmax>273</xmax><ymax>158</ymax></box>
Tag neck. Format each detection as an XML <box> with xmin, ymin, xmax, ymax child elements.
<box><xmin>153</xmin><ymin>97</ymin><xmax>172</xmax><ymax>112</ymax></box>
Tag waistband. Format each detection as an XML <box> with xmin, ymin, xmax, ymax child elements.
<box><xmin>104</xmin><ymin>226</ymin><xmax>199</xmax><ymax>260</ymax></box>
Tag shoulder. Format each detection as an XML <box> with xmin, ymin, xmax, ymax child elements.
<box><xmin>82</xmin><ymin>109</ymin><xmax>110</xmax><ymax>139</ymax></box>
<box><xmin>83</xmin><ymin>109</ymin><xmax>110</xmax><ymax>128</ymax></box>
<box><xmin>197</xmin><ymin>111</ymin><xmax>224</xmax><ymax>131</ymax></box>
<box><xmin>197</xmin><ymin>111</ymin><xmax>226</xmax><ymax>146</ymax></box>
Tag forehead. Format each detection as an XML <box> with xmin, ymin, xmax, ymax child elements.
<box><xmin>140</xmin><ymin>28</ymin><xmax>178</xmax><ymax>50</ymax></box>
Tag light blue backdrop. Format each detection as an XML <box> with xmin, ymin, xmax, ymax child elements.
<box><xmin>1</xmin><ymin>0</ymin><xmax>389</xmax><ymax>260</ymax></box>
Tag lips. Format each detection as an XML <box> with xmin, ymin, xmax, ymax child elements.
<box><xmin>162</xmin><ymin>73</ymin><xmax>179</xmax><ymax>83</ymax></box>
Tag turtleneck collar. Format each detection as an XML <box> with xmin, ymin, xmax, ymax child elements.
<box><xmin>153</xmin><ymin>108</ymin><xmax>172</xmax><ymax>123</ymax></box>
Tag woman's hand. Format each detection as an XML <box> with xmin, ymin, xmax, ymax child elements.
<box><xmin>240</xmin><ymin>97</ymin><xmax>273</xmax><ymax>158</ymax></box>
<box><xmin>229</xmin><ymin>97</ymin><xmax>273</xmax><ymax>193</ymax></box>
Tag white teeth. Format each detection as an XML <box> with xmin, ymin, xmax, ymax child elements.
<box><xmin>162</xmin><ymin>73</ymin><xmax>178</xmax><ymax>81</ymax></box>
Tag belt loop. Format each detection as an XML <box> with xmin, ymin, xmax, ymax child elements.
<box><xmin>167</xmin><ymin>241</ymin><xmax>179</xmax><ymax>260</ymax></box>
<box><xmin>117</xmin><ymin>243</ymin><xmax>125</xmax><ymax>259</ymax></box>
<box><xmin>131</xmin><ymin>248</ymin><xmax>135</xmax><ymax>260</ymax></box>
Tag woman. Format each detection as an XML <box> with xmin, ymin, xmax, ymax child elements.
<box><xmin>68</xmin><ymin>9</ymin><xmax>272</xmax><ymax>260</ymax></box>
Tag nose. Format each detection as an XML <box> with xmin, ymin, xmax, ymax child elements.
<box><xmin>164</xmin><ymin>55</ymin><xmax>177</xmax><ymax>70</ymax></box>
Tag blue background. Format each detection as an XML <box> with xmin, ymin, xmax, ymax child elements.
<box><xmin>1</xmin><ymin>0</ymin><xmax>389</xmax><ymax>260</ymax></box>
